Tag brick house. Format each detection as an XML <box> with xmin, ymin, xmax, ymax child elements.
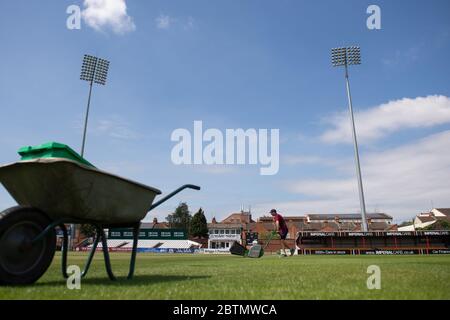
<box><xmin>207</xmin><ymin>210</ymin><xmax>398</xmax><ymax>251</ymax></box>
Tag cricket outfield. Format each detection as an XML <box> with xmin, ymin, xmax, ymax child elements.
<box><xmin>0</xmin><ymin>252</ymin><xmax>449</xmax><ymax>300</ymax></box>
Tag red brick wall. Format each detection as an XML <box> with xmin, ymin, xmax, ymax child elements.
<box><xmin>253</xmin><ymin>239</ymin><xmax>297</xmax><ymax>253</ymax></box>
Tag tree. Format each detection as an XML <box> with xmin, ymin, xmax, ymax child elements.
<box><xmin>423</xmin><ymin>220</ymin><xmax>450</xmax><ymax>231</ymax></box>
<box><xmin>398</xmin><ymin>220</ymin><xmax>413</xmax><ymax>227</ymax></box>
<box><xmin>190</xmin><ymin>208</ymin><xmax>208</xmax><ymax>238</ymax></box>
<box><xmin>80</xmin><ymin>224</ymin><xmax>96</xmax><ymax>238</ymax></box>
<box><xmin>259</xmin><ymin>231</ymin><xmax>279</xmax><ymax>240</ymax></box>
<box><xmin>166</xmin><ymin>202</ymin><xmax>191</xmax><ymax>230</ymax></box>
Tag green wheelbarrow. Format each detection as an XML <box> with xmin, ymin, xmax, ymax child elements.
<box><xmin>0</xmin><ymin>157</ymin><xmax>200</xmax><ymax>285</ymax></box>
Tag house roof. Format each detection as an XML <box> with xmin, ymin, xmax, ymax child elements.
<box><xmin>435</xmin><ymin>208</ymin><xmax>450</xmax><ymax>217</ymax></box>
<box><xmin>140</xmin><ymin>222</ymin><xmax>169</xmax><ymax>229</ymax></box>
<box><xmin>303</xmin><ymin>222</ymin><xmax>327</xmax><ymax>231</ymax></box>
<box><xmin>320</xmin><ymin>223</ymin><xmax>340</xmax><ymax>232</ymax></box>
<box><xmin>221</xmin><ymin>212</ymin><xmax>255</xmax><ymax>224</ymax></box>
<box><xmin>207</xmin><ymin>223</ymin><xmax>242</xmax><ymax>229</ymax></box>
<box><xmin>419</xmin><ymin>218</ymin><xmax>450</xmax><ymax>230</ymax></box>
<box><xmin>258</xmin><ymin>216</ymin><xmax>306</xmax><ymax>222</ymax></box>
<box><xmin>307</xmin><ymin>213</ymin><xmax>392</xmax><ymax>220</ymax></box>
<box><xmin>206</xmin><ymin>213</ymin><xmax>399</xmax><ymax>233</ymax></box>
<box><xmin>337</xmin><ymin>222</ymin><xmax>357</xmax><ymax>231</ymax></box>
<box><xmin>436</xmin><ymin>216</ymin><xmax>450</xmax><ymax>223</ymax></box>
<box><xmin>287</xmin><ymin>221</ymin><xmax>307</xmax><ymax>230</ymax></box>
<box><xmin>368</xmin><ymin>222</ymin><xmax>391</xmax><ymax>231</ymax></box>
<box><xmin>417</xmin><ymin>216</ymin><xmax>436</xmax><ymax>223</ymax></box>
<box><xmin>387</xmin><ymin>224</ymin><xmax>398</xmax><ymax>231</ymax></box>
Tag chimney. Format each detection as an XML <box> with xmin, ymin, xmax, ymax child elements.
<box><xmin>212</xmin><ymin>217</ymin><xmax>217</xmax><ymax>224</ymax></box>
<box><xmin>153</xmin><ymin>217</ymin><xmax>158</xmax><ymax>225</ymax></box>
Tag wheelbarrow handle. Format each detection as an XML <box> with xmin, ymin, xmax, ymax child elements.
<box><xmin>149</xmin><ymin>184</ymin><xmax>201</xmax><ymax>211</ymax></box>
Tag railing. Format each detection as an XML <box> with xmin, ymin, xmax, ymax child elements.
<box><xmin>208</xmin><ymin>234</ymin><xmax>241</xmax><ymax>241</ymax></box>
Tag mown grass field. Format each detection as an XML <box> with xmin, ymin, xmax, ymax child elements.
<box><xmin>1</xmin><ymin>252</ymin><xmax>449</xmax><ymax>300</ymax></box>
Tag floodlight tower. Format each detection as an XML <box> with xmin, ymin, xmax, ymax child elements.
<box><xmin>73</xmin><ymin>55</ymin><xmax>109</xmax><ymax>250</ymax></box>
<box><xmin>80</xmin><ymin>54</ymin><xmax>110</xmax><ymax>157</ymax></box>
<box><xmin>331</xmin><ymin>46</ymin><xmax>368</xmax><ymax>232</ymax></box>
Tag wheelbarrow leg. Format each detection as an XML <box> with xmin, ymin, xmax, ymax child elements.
<box><xmin>80</xmin><ymin>230</ymin><xmax>101</xmax><ymax>278</ymax></box>
<box><xmin>60</xmin><ymin>223</ymin><xmax>101</xmax><ymax>279</ymax></box>
<box><xmin>59</xmin><ymin>224</ymin><xmax>69</xmax><ymax>278</ymax></box>
<box><xmin>97</xmin><ymin>226</ymin><xmax>116</xmax><ymax>281</ymax></box>
<box><xmin>127</xmin><ymin>223</ymin><xmax>140</xmax><ymax>279</ymax></box>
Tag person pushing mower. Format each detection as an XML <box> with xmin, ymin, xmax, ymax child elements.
<box><xmin>270</xmin><ymin>209</ymin><xmax>295</xmax><ymax>257</ymax></box>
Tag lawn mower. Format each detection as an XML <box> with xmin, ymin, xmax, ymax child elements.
<box><xmin>229</xmin><ymin>231</ymin><xmax>277</xmax><ymax>258</ymax></box>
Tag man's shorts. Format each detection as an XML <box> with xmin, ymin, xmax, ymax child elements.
<box><xmin>279</xmin><ymin>230</ymin><xmax>288</xmax><ymax>240</ymax></box>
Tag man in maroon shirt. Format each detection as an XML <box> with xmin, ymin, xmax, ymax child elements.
<box><xmin>270</xmin><ymin>209</ymin><xmax>295</xmax><ymax>257</ymax></box>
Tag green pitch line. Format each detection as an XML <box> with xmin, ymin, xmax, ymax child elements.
<box><xmin>1</xmin><ymin>252</ymin><xmax>449</xmax><ymax>300</ymax></box>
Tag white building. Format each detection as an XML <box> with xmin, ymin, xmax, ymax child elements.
<box><xmin>399</xmin><ymin>208</ymin><xmax>450</xmax><ymax>231</ymax></box>
<box><xmin>207</xmin><ymin>223</ymin><xmax>243</xmax><ymax>250</ymax></box>
<box><xmin>206</xmin><ymin>210</ymin><xmax>254</xmax><ymax>250</ymax></box>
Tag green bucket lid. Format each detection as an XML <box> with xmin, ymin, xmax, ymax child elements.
<box><xmin>18</xmin><ymin>142</ymin><xmax>95</xmax><ymax>168</ymax></box>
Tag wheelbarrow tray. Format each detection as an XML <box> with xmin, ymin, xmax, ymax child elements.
<box><xmin>0</xmin><ymin>158</ymin><xmax>161</xmax><ymax>225</ymax></box>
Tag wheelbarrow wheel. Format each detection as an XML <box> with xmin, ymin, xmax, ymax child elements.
<box><xmin>0</xmin><ymin>206</ymin><xmax>56</xmax><ymax>285</ymax></box>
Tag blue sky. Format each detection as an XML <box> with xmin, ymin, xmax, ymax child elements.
<box><xmin>0</xmin><ymin>0</ymin><xmax>449</xmax><ymax>223</ymax></box>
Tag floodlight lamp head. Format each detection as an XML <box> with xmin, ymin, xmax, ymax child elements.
<box><xmin>331</xmin><ymin>46</ymin><xmax>361</xmax><ymax>67</ymax></box>
<box><xmin>80</xmin><ymin>54</ymin><xmax>110</xmax><ymax>85</ymax></box>
<box><xmin>94</xmin><ymin>58</ymin><xmax>110</xmax><ymax>85</ymax></box>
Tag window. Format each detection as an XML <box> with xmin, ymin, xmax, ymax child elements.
<box><xmin>225</xmin><ymin>230</ymin><xmax>230</xmax><ymax>234</ymax></box>
<box><xmin>220</xmin><ymin>229</ymin><xmax>225</xmax><ymax>234</ymax></box>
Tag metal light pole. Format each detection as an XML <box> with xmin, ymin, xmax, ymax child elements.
<box><xmin>331</xmin><ymin>46</ymin><xmax>368</xmax><ymax>232</ymax></box>
<box><xmin>80</xmin><ymin>54</ymin><xmax>110</xmax><ymax>157</ymax></box>
<box><xmin>71</xmin><ymin>55</ymin><xmax>110</xmax><ymax>250</ymax></box>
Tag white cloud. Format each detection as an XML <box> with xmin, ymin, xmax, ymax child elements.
<box><xmin>100</xmin><ymin>160</ymin><xmax>148</xmax><ymax>177</ymax></box>
<box><xmin>382</xmin><ymin>45</ymin><xmax>422</xmax><ymax>66</ymax></box>
<box><xmin>155</xmin><ymin>15</ymin><xmax>196</xmax><ymax>30</ymax></box>
<box><xmin>195</xmin><ymin>165</ymin><xmax>238</xmax><ymax>175</ymax></box>
<box><xmin>276</xmin><ymin>130</ymin><xmax>450</xmax><ymax>221</ymax></box>
<box><xmin>156</xmin><ymin>14</ymin><xmax>173</xmax><ymax>29</ymax></box>
<box><xmin>94</xmin><ymin>117</ymin><xmax>139</xmax><ymax>140</ymax></box>
<box><xmin>184</xmin><ymin>16</ymin><xmax>195</xmax><ymax>30</ymax></box>
<box><xmin>82</xmin><ymin>0</ymin><xmax>136</xmax><ymax>34</ymax></box>
<box><xmin>283</xmin><ymin>155</ymin><xmax>324</xmax><ymax>165</ymax></box>
<box><xmin>321</xmin><ymin>95</ymin><xmax>450</xmax><ymax>144</ymax></box>
<box><xmin>282</xmin><ymin>155</ymin><xmax>343</xmax><ymax>167</ymax></box>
